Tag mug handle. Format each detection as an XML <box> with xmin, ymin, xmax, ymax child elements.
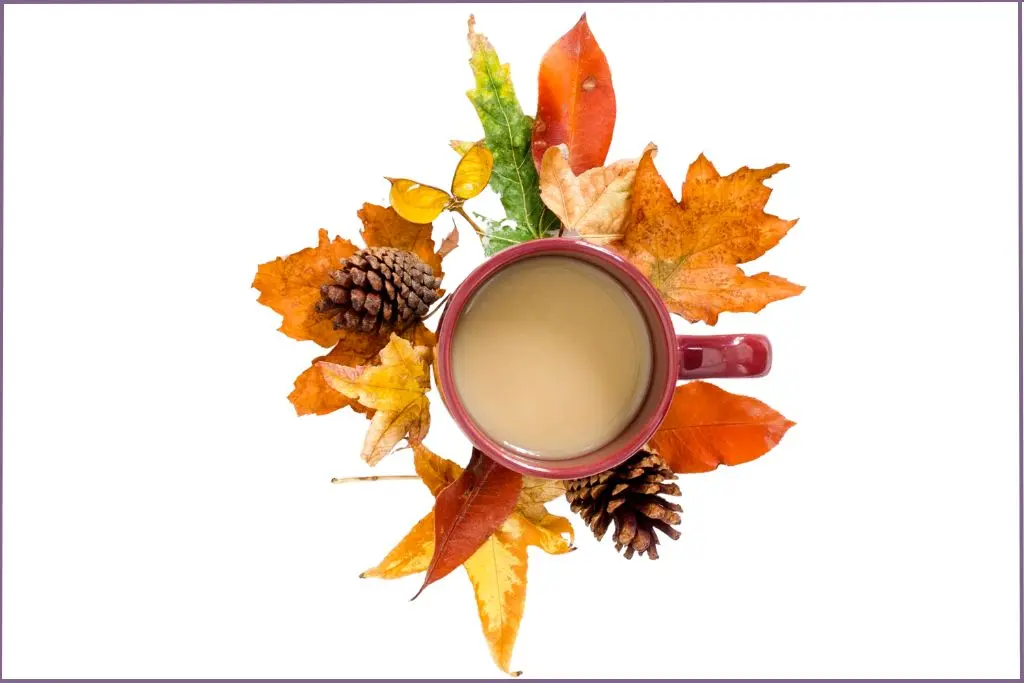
<box><xmin>676</xmin><ymin>334</ymin><xmax>772</xmax><ymax>379</ymax></box>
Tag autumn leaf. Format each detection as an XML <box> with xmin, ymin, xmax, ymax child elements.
<box><xmin>437</xmin><ymin>224</ymin><xmax>460</xmax><ymax>260</ymax></box>
<box><xmin>288</xmin><ymin>324</ymin><xmax>435</xmax><ymax>417</ymax></box>
<box><xmin>648</xmin><ymin>381</ymin><xmax>795</xmax><ymax>474</ymax></box>
<box><xmin>357</xmin><ymin>202</ymin><xmax>450</xmax><ymax>280</ymax></box>
<box><xmin>252</xmin><ymin>229</ymin><xmax>358</xmax><ymax>348</ymax></box>
<box><xmin>417</xmin><ymin>449</ymin><xmax>522</xmax><ymax>597</ymax></box>
<box><xmin>319</xmin><ymin>334</ymin><xmax>432</xmax><ymax>465</ymax></box>
<box><xmin>466</xmin><ymin>15</ymin><xmax>559</xmax><ymax>254</ymax></box>
<box><xmin>385</xmin><ymin>178</ymin><xmax>452</xmax><ymax>226</ymax></box>
<box><xmin>451</xmin><ymin>143</ymin><xmax>494</xmax><ymax>200</ymax></box>
<box><xmin>532</xmin><ymin>14</ymin><xmax>616</xmax><ymax>175</ymax></box>
<box><xmin>538</xmin><ymin>143</ymin><xmax>649</xmax><ymax>243</ymax></box>
<box><xmin>450</xmin><ymin>139</ymin><xmax>481</xmax><ymax>156</ymax></box>
<box><xmin>614</xmin><ymin>148</ymin><xmax>804</xmax><ymax>324</ymax></box>
<box><xmin>362</xmin><ymin>445</ymin><xmax>573</xmax><ymax>675</ymax></box>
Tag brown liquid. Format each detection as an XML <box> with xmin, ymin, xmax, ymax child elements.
<box><xmin>451</xmin><ymin>257</ymin><xmax>652</xmax><ymax>460</ymax></box>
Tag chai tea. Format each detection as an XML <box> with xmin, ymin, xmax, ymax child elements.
<box><xmin>451</xmin><ymin>256</ymin><xmax>652</xmax><ymax>460</ymax></box>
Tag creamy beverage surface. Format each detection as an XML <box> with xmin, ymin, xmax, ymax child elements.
<box><xmin>451</xmin><ymin>256</ymin><xmax>652</xmax><ymax>460</ymax></box>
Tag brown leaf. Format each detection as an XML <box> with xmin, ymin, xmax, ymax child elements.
<box><xmin>288</xmin><ymin>324</ymin><xmax>434</xmax><ymax>417</ymax></box>
<box><xmin>538</xmin><ymin>143</ymin><xmax>649</xmax><ymax>243</ymax></box>
<box><xmin>532</xmin><ymin>14</ymin><xmax>616</xmax><ymax>174</ymax></box>
<box><xmin>252</xmin><ymin>229</ymin><xmax>358</xmax><ymax>348</ymax></box>
<box><xmin>416</xmin><ymin>449</ymin><xmax>522</xmax><ymax>597</ymax></box>
<box><xmin>436</xmin><ymin>224</ymin><xmax>460</xmax><ymax>260</ymax></box>
<box><xmin>648</xmin><ymin>381</ymin><xmax>795</xmax><ymax>473</ymax></box>
<box><xmin>616</xmin><ymin>148</ymin><xmax>803</xmax><ymax>324</ymax></box>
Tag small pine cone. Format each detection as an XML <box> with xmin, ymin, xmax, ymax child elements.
<box><xmin>315</xmin><ymin>247</ymin><xmax>442</xmax><ymax>335</ymax></box>
<box><xmin>566</xmin><ymin>450</ymin><xmax>682</xmax><ymax>560</ymax></box>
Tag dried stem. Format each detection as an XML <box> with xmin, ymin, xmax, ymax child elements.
<box><xmin>452</xmin><ymin>205</ymin><xmax>487</xmax><ymax>241</ymax></box>
<box><xmin>422</xmin><ymin>293</ymin><xmax>450</xmax><ymax>321</ymax></box>
<box><xmin>331</xmin><ymin>475</ymin><xmax>418</xmax><ymax>484</ymax></box>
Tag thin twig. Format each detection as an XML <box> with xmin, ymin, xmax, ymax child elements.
<box><xmin>452</xmin><ymin>205</ymin><xmax>487</xmax><ymax>241</ymax></box>
<box><xmin>422</xmin><ymin>293</ymin><xmax>450</xmax><ymax>321</ymax></box>
<box><xmin>331</xmin><ymin>475</ymin><xmax>418</xmax><ymax>484</ymax></box>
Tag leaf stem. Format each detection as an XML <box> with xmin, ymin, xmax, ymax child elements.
<box><xmin>422</xmin><ymin>293</ymin><xmax>450</xmax><ymax>321</ymax></box>
<box><xmin>331</xmin><ymin>475</ymin><xmax>418</xmax><ymax>484</ymax></box>
<box><xmin>452</xmin><ymin>205</ymin><xmax>487</xmax><ymax>242</ymax></box>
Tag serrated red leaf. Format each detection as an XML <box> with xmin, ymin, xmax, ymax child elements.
<box><xmin>415</xmin><ymin>449</ymin><xmax>522</xmax><ymax>598</ymax></box>
<box><xmin>532</xmin><ymin>14</ymin><xmax>616</xmax><ymax>175</ymax></box>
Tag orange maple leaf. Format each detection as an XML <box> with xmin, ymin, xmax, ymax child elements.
<box><xmin>648</xmin><ymin>381</ymin><xmax>795</xmax><ymax>473</ymax></box>
<box><xmin>254</xmin><ymin>205</ymin><xmax>454</xmax><ymax>417</ymax></box>
<box><xmin>615</xmin><ymin>148</ymin><xmax>803</xmax><ymax>324</ymax></box>
<box><xmin>358</xmin><ymin>203</ymin><xmax>451</xmax><ymax>281</ymax></box>
<box><xmin>252</xmin><ymin>229</ymin><xmax>358</xmax><ymax>348</ymax></box>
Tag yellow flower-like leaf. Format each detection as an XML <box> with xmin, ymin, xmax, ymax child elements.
<box><xmin>451</xmin><ymin>143</ymin><xmax>494</xmax><ymax>199</ymax></box>
<box><xmin>361</xmin><ymin>445</ymin><xmax>574</xmax><ymax>675</ymax></box>
<box><xmin>319</xmin><ymin>334</ymin><xmax>431</xmax><ymax>465</ymax></box>
<box><xmin>538</xmin><ymin>143</ymin><xmax>650</xmax><ymax>244</ymax></box>
<box><xmin>388</xmin><ymin>178</ymin><xmax>451</xmax><ymax>224</ymax></box>
<box><xmin>252</xmin><ymin>229</ymin><xmax>358</xmax><ymax>348</ymax></box>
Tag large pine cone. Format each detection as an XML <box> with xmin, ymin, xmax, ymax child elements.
<box><xmin>566</xmin><ymin>450</ymin><xmax>682</xmax><ymax>560</ymax></box>
<box><xmin>316</xmin><ymin>247</ymin><xmax>442</xmax><ymax>334</ymax></box>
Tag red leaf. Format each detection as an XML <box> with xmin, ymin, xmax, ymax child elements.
<box><xmin>532</xmin><ymin>14</ymin><xmax>616</xmax><ymax>175</ymax></box>
<box><xmin>415</xmin><ymin>449</ymin><xmax>522</xmax><ymax>597</ymax></box>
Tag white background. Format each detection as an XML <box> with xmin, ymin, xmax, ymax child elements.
<box><xmin>3</xmin><ymin>3</ymin><xmax>1020</xmax><ymax>678</ymax></box>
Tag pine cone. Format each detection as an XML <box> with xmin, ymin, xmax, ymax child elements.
<box><xmin>315</xmin><ymin>247</ymin><xmax>442</xmax><ymax>334</ymax></box>
<box><xmin>566</xmin><ymin>450</ymin><xmax>682</xmax><ymax>560</ymax></box>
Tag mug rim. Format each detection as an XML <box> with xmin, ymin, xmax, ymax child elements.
<box><xmin>435</xmin><ymin>237</ymin><xmax>678</xmax><ymax>479</ymax></box>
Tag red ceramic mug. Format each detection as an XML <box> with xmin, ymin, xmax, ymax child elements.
<box><xmin>435</xmin><ymin>238</ymin><xmax>771</xmax><ymax>479</ymax></box>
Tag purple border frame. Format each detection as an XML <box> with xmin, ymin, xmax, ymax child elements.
<box><xmin>0</xmin><ymin>1</ymin><xmax>1020</xmax><ymax>679</ymax></box>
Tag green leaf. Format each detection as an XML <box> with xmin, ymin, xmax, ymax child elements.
<box><xmin>472</xmin><ymin>212</ymin><xmax>536</xmax><ymax>256</ymax></box>
<box><xmin>466</xmin><ymin>17</ymin><xmax>558</xmax><ymax>248</ymax></box>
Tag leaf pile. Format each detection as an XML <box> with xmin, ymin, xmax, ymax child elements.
<box><xmin>253</xmin><ymin>204</ymin><xmax>456</xmax><ymax>464</ymax></box>
<box><xmin>252</xmin><ymin>11</ymin><xmax>804</xmax><ymax>678</ymax></box>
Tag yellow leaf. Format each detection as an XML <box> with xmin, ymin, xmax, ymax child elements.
<box><xmin>516</xmin><ymin>477</ymin><xmax>573</xmax><ymax>554</ymax></box>
<box><xmin>288</xmin><ymin>323</ymin><xmax>435</xmax><ymax>418</ymax></box>
<box><xmin>318</xmin><ymin>334</ymin><xmax>431</xmax><ymax>465</ymax></box>
<box><xmin>388</xmin><ymin>178</ymin><xmax>451</xmax><ymax>224</ymax></box>
<box><xmin>252</xmin><ymin>229</ymin><xmax>358</xmax><ymax>348</ymax></box>
<box><xmin>362</xmin><ymin>396</ymin><xmax>430</xmax><ymax>465</ymax></box>
<box><xmin>363</xmin><ymin>445</ymin><xmax>574</xmax><ymax>675</ymax></box>
<box><xmin>413</xmin><ymin>443</ymin><xmax>464</xmax><ymax>497</ymax></box>
<box><xmin>360</xmin><ymin>512</ymin><xmax>435</xmax><ymax>579</ymax></box>
<box><xmin>450</xmin><ymin>139</ymin><xmax>482</xmax><ymax>156</ymax></box>
<box><xmin>463</xmin><ymin>515</ymin><xmax>530</xmax><ymax>676</ymax></box>
<box><xmin>539</xmin><ymin>144</ymin><xmax>649</xmax><ymax>244</ymax></box>
<box><xmin>516</xmin><ymin>477</ymin><xmax>565</xmax><ymax>524</ymax></box>
<box><xmin>451</xmin><ymin>143</ymin><xmax>494</xmax><ymax>199</ymax></box>
<box><xmin>525</xmin><ymin>512</ymin><xmax>575</xmax><ymax>554</ymax></box>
